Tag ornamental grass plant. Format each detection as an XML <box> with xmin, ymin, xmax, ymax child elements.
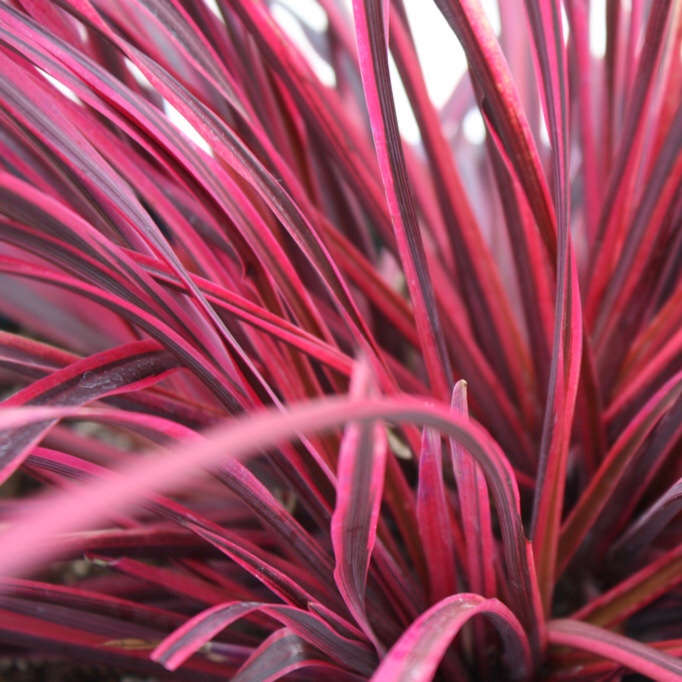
<box><xmin>0</xmin><ymin>0</ymin><xmax>681</xmax><ymax>680</ymax></box>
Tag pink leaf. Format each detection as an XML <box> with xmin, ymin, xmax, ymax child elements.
<box><xmin>449</xmin><ymin>381</ymin><xmax>495</xmax><ymax>598</ymax></box>
<box><xmin>417</xmin><ymin>427</ymin><xmax>458</xmax><ymax>604</ymax></box>
<box><xmin>548</xmin><ymin>618</ymin><xmax>682</xmax><ymax>680</ymax></box>
<box><xmin>351</xmin><ymin>0</ymin><xmax>452</xmax><ymax>400</ymax></box>
<box><xmin>370</xmin><ymin>593</ymin><xmax>532</xmax><ymax>681</ymax></box>
<box><xmin>331</xmin><ymin>359</ymin><xmax>387</xmax><ymax>652</ymax></box>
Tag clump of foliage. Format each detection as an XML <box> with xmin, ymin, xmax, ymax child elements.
<box><xmin>0</xmin><ymin>0</ymin><xmax>681</xmax><ymax>680</ymax></box>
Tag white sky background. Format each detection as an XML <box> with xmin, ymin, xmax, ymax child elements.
<box><xmin>271</xmin><ymin>0</ymin><xmax>608</xmax><ymax>144</ymax></box>
<box><xmin>180</xmin><ymin>0</ymin><xmax>607</xmax><ymax>149</ymax></box>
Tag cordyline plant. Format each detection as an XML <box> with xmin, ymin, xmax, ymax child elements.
<box><xmin>0</xmin><ymin>0</ymin><xmax>680</xmax><ymax>679</ymax></box>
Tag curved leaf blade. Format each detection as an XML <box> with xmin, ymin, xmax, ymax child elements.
<box><xmin>369</xmin><ymin>593</ymin><xmax>532</xmax><ymax>681</ymax></box>
<box><xmin>548</xmin><ymin>619</ymin><xmax>682</xmax><ymax>681</ymax></box>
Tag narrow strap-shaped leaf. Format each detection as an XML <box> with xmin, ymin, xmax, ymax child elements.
<box><xmin>548</xmin><ymin>619</ymin><xmax>682</xmax><ymax>680</ymax></box>
<box><xmin>0</xmin><ymin>47</ymin><xmax>323</xmax><ymax>415</ymax></box>
<box><xmin>90</xmin><ymin>555</ymin><xmax>233</xmax><ymax>607</ymax></box>
<box><xmin>524</xmin><ymin>0</ymin><xmax>583</xmax><ymax>616</ymax></box>
<box><xmin>183</xmin><ymin>520</ymin><xmax>341</xmax><ymax>616</ymax></box>
<box><xmin>0</xmin><ymin>331</ymin><xmax>78</xmax><ymax>375</ymax></box>
<box><xmin>0</xmin><ymin>339</ymin><xmax>178</xmax><ymax>484</ymax></box>
<box><xmin>231</xmin><ymin>628</ymin><xmax>341</xmax><ymax>682</ymax></box>
<box><xmin>388</xmin><ymin>8</ymin><xmax>530</xmax><ymax>409</ymax></box>
<box><xmin>0</xmin><ymin>252</ymin><xmax>244</xmax><ymax>412</ymax></box>
<box><xmin>42</xmin><ymin>0</ymin><xmax>422</xmax><ymax>425</ymax></box>
<box><xmin>417</xmin><ymin>427</ymin><xmax>458</xmax><ymax>604</ymax></box>
<box><xmin>564</xmin><ymin>0</ymin><xmax>602</xmax><ymax>242</ymax></box>
<box><xmin>558</xmin><ymin>370</ymin><xmax>682</xmax><ymax>575</ymax></box>
<box><xmin>594</xmin><ymin>104</ymin><xmax>682</xmax><ymax>385</ymax></box>
<box><xmin>0</xmin><ymin>396</ymin><xmax>542</xmax><ymax>653</ymax></box>
<box><xmin>331</xmin><ymin>359</ymin><xmax>387</xmax><ymax>653</ymax></box>
<box><xmin>235</xmin><ymin>603</ymin><xmax>377</xmax><ymax>676</ymax></box>
<box><xmin>351</xmin><ymin>0</ymin><xmax>452</xmax><ymax>400</ymax></box>
<box><xmin>0</xmin><ymin>7</ymin><xmax>333</xmax><ymax>349</ymax></box>
<box><xmin>0</xmin><ymin>251</ymin><xmax>421</xmax><ymax>590</ymax></box>
<box><xmin>419</xmin><ymin>249</ymin><xmax>536</xmax><ymax>464</ymax></box>
<box><xmin>152</xmin><ymin>601</ymin><xmax>376</xmax><ymax>675</ymax></box>
<box><xmin>2</xmin><ymin>339</ymin><xmax>175</xmax><ymax>408</ymax></box>
<box><xmin>0</xmin><ymin>607</ymin><xmax>229</xmax><ymax>680</ymax></box>
<box><xmin>217</xmin><ymin>0</ymin><xmax>394</xmax><ymax>247</ymax></box>
<box><xmin>585</xmin><ymin>0</ymin><xmax>674</xmax><ymax>320</ymax></box>
<box><xmin>613</xmin><ymin>282</ymin><xmax>682</xmax><ymax>401</ymax></box>
<box><xmin>571</xmin><ymin>544</ymin><xmax>682</xmax><ymax>629</ymax></box>
<box><xmin>213</xmin><ymin>457</ymin><xmax>339</xmax><ymax>606</ymax></box>
<box><xmin>0</xmin><ymin>176</ymin><xmax>245</xmax><ymax>411</ymax></box>
<box><xmin>449</xmin><ymin>381</ymin><xmax>495</xmax><ymax>598</ymax></box>
<box><xmin>549</xmin><ymin>641</ymin><xmax>682</xmax><ymax>681</ymax></box>
<box><xmin>369</xmin><ymin>593</ymin><xmax>533</xmax><ymax>681</ymax></box>
<box><xmin>0</xmin><ymin>576</ymin><xmax>187</xmax><ymax>632</ymax></box>
<box><xmin>151</xmin><ymin>601</ymin><xmax>260</xmax><ymax>670</ymax></box>
<box><xmin>606</xmin><ymin>327</ymin><xmax>682</xmax><ymax>426</ymax></box>
<box><xmin>483</xmin><ymin>118</ymin><xmax>554</xmax><ymax>403</ymax></box>
<box><xmin>433</xmin><ymin>0</ymin><xmax>558</xmax><ymax>263</ymax></box>
<box><xmin>611</xmin><ymin>478</ymin><xmax>682</xmax><ymax>561</ymax></box>
<box><xmin>586</xmin><ymin>396</ymin><xmax>682</xmax><ymax>555</ymax></box>
<box><xmin>25</xmin><ymin>446</ymin><xmax>327</xmax><ymax>609</ymax></box>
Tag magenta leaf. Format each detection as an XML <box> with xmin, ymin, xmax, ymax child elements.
<box><xmin>548</xmin><ymin>619</ymin><xmax>682</xmax><ymax>680</ymax></box>
<box><xmin>388</xmin><ymin>8</ymin><xmax>531</xmax><ymax>411</ymax></box>
<box><xmin>417</xmin><ymin>426</ymin><xmax>458</xmax><ymax>604</ymax></box>
<box><xmin>0</xmin><ymin>396</ymin><xmax>542</xmax><ymax>653</ymax></box>
<box><xmin>523</xmin><ymin>0</ymin><xmax>584</xmax><ymax>616</ymax></box>
<box><xmin>571</xmin><ymin>544</ymin><xmax>682</xmax><ymax>629</ymax></box>
<box><xmin>151</xmin><ymin>601</ymin><xmax>261</xmax><ymax>670</ymax></box>
<box><xmin>586</xmin><ymin>1</ymin><xmax>676</xmax><ymax>323</ymax></box>
<box><xmin>449</xmin><ymin>380</ymin><xmax>496</xmax><ymax>599</ymax></box>
<box><xmin>433</xmin><ymin>0</ymin><xmax>557</xmax><ymax>262</ymax></box>
<box><xmin>351</xmin><ymin>0</ymin><xmax>453</xmax><ymax>400</ymax></box>
<box><xmin>231</xmin><ymin>628</ymin><xmax>343</xmax><ymax>682</ymax></box>
<box><xmin>152</xmin><ymin>600</ymin><xmax>375</xmax><ymax>675</ymax></box>
<box><xmin>370</xmin><ymin>593</ymin><xmax>532</xmax><ymax>681</ymax></box>
<box><xmin>559</xmin><ymin>370</ymin><xmax>682</xmax><ymax>574</ymax></box>
<box><xmin>0</xmin><ymin>608</ymin><xmax>230</xmax><ymax>680</ymax></box>
<box><xmin>0</xmin><ymin>339</ymin><xmax>179</xmax><ymax>484</ymax></box>
<box><xmin>1</xmin><ymin>1</ymin><xmax>680</xmax><ymax>678</ymax></box>
<box><xmin>611</xmin><ymin>477</ymin><xmax>682</xmax><ymax>560</ymax></box>
<box><xmin>331</xmin><ymin>359</ymin><xmax>387</xmax><ymax>652</ymax></box>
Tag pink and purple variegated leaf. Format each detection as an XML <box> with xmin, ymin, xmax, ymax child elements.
<box><xmin>417</xmin><ymin>426</ymin><xmax>458</xmax><ymax>604</ymax></box>
<box><xmin>0</xmin><ymin>606</ymin><xmax>231</xmax><ymax>680</ymax></box>
<box><xmin>370</xmin><ymin>593</ymin><xmax>533</xmax><ymax>681</ymax></box>
<box><xmin>558</xmin><ymin>370</ymin><xmax>682</xmax><ymax>574</ymax></box>
<box><xmin>586</xmin><ymin>1</ymin><xmax>675</xmax><ymax>322</ymax></box>
<box><xmin>610</xmin><ymin>477</ymin><xmax>682</xmax><ymax>561</ymax></box>
<box><xmin>548</xmin><ymin>619</ymin><xmax>682</xmax><ymax>681</ymax></box>
<box><xmin>351</xmin><ymin>0</ymin><xmax>453</xmax><ymax>401</ymax></box>
<box><xmin>433</xmin><ymin>0</ymin><xmax>557</xmax><ymax>262</ymax></box>
<box><xmin>523</xmin><ymin>0</ymin><xmax>584</xmax><ymax>617</ymax></box>
<box><xmin>331</xmin><ymin>359</ymin><xmax>387</xmax><ymax>652</ymax></box>
<box><xmin>0</xmin><ymin>0</ymin><xmax>680</xmax><ymax>679</ymax></box>
<box><xmin>0</xmin><ymin>340</ymin><xmax>179</xmax><ymax>484</ymax></box>
<box><xmin>571</xmin><ymin>544</ymin><xmax>682</xmax><ymax>629</ymax></box>
<box><xmin>230</xmin><ymin>628</ymin><xmax>358</xmax><ymax>682</ymax></box>
<box><xmin>449</xmin><ymin>380</ymin><xmax>496</xmax><ymax>599</ymax></box>
<box><xmin>152</xmin><ymin>600</ymin><xmax>376</xmax><ymax>676</ymax></box>
<box><xmin>388</xmin><ymin>7</ymin><xmax>531</xmax><ymax>413</ymax></box>
<box><xmin>0</xmin><ymin>396</ymin><xmax>542</xmax><ymax>654</ymax></box>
